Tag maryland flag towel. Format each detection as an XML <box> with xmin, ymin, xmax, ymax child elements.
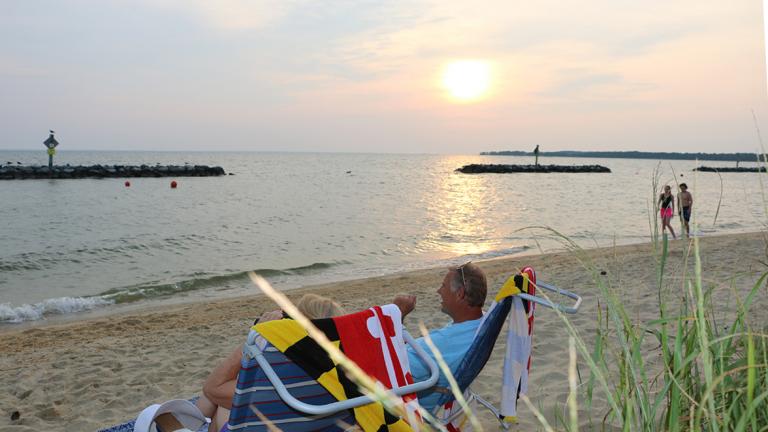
<box><xmin>254</xmin><ymin>304</ymin><xmax>419</xmax><ymax>432</ymax></box>
<box><xmin>497</xmin><ymin>266</ymin><xmax>536</xmax><ymax>423</ymax></box>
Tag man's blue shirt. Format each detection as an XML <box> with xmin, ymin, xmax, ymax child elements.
<box><xmin>407</xmin><ymin>317</ymin><xmax>482</xmax><ymax>411</ymax></box>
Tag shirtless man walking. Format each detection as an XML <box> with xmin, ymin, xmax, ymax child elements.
<box><xmin>678</xmin><ymin>183</ymin><xmax>693</xmax><ymax>237</ymax></box>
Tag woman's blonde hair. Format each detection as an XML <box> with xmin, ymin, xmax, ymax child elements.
<box><xmin>296</xmin><ymin>293</ymin><xmax>345</xmax><ymax>319</ymax></box>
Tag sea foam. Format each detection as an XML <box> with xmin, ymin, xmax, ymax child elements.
<box><xmin>0</xmin><ymin>296</ymin><xmax>113</xmax><ymax>323</ymax></box>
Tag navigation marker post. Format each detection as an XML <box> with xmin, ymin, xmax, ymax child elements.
<box><xmin>43</xmin><ymin>130</ymin><xmax>59</xmax><ymax>169</ymax></box>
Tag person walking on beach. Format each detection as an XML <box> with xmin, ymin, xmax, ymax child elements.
<box><xmin>678</xmin><ymin>183</ymin><xmax>693</xmax><ymax>237</ymax></box>
<box><xmin>658</xmin><ymin>185</ymin><xmax>677</xmax><ymax>239</ymax></box>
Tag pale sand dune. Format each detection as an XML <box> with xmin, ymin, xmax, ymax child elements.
<box><xmin>1</xmin><ymin>232</ymin><xmax>767</xmax><ymax>431</ymax></box>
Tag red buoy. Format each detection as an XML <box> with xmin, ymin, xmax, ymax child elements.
<box><xmin>124</xmin><ymin>181</ymin><xmax>131</xmax><ymax>187</ymax></box>
<box><xmin>170</xmin><ymin>180</ymin><xmax>178</xmax><ymax>189</ymax></box>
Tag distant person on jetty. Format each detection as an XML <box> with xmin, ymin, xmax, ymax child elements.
<box><xmin>658</xmin><ymin>185</ymin><xmax>677</xmax><ymax>239</ymax></box>
<box><xmin>197</xmin><ymin>294</ymin><xmax>345</xmax><ymax>432</ymax></box>
<box><xmin>393</xmin><ymin>261</ymin><xmax>488</xmax><ymax>411</ymax></box>
<box><xmin>678</xmin><ymin>183</ymin><xmax>693</xmax><ymax>237</ymax></box>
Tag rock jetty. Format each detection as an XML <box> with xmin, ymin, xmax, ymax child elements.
<box><xmin>694</xmin><ymin>166</ymin><xmax>766</xmax><ymax>173</ymax></box>
<box><xmin>456</xmin><ymin>164</ymin><xmax>611</xmax><ymax>174</ymax></box>
<box><xmin>0</xmin><ymin>164</ymin><xmax>226</xmax><ymax>180</ymax></box>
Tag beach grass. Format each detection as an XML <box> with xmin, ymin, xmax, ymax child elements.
<box><xmin>529</xmin><ymin>172</ymin><xmax>768</xmax><ymax>431</ymax></box>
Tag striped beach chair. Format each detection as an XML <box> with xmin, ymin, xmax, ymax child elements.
<box><xmin>230</xmin><ymin>268</ymin><xmax>580</xmax><ymax>432</ymax></box>
<box><xmin>433</xmin><ymin>267</ymin><xmax>582</xmax><ymax>431</ymax></box>
<box><xmin>227</xmin><ymin>305</ymin><xmax>439</xmax><ymax>432</ymax></box>
<box><xmin>227</xmin><ymin>342</ymin><xmax>356</xmax><ymax>431</ymax></box>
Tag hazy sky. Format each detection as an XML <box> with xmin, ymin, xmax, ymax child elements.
<box><xmin>1</xmin><ymin>1</ymin><xmax>766</xmax><ymax>153</ymax></box>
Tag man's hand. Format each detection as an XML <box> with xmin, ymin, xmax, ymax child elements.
<box><xmin>393</xmin><ymin>294</ymin><xmax>416</xmax><ymax>318</ymax></box>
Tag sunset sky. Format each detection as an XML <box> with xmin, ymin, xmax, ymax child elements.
<box><xmin>1</xmin><ymin>0</ymin><xmax>766</xmax><ymax>153</ymax></box>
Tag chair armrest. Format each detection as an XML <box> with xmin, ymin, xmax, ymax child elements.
<box><xmin>517</xmin><ymin>281</ymin><xmax>582</xmax><ymax>314</ymax></box>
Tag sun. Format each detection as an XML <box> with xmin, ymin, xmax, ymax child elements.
<box><xmin>441</xmin><ymin>60</ymin><xmax>492</xmax><ymax>102</ymax></box>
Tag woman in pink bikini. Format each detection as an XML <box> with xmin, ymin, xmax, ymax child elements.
<box><xmin>658</xmin><ymin>185</ymin><xmax>677</xmax><ymax>239</ymax></box>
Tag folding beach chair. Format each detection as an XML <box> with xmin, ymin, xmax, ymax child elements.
<box><xmin>102</xmin><ymin>305</ymin><xmax>437</xmax><ymax>432</ymax></box>
<box><xmin>432</xmin><ymin>267</ymin><xmax>582</xmax><ymax>431</ymax></box>
<box><xmin>227</xmin><ymin>304</ymin><xmax>440</xmax><ymax>432</ymax></box>
<box><xmin>230</xmin><ymin>268</ymin><xmax>580</xmax><ymax>432</ymax></box>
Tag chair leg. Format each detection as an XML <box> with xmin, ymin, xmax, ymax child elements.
<box><xmin>439</xmin><ymin>391</ymin><xmax>477</xmax><ymax>425</ymax></box>
<box><xmin>472</xmin><ymin>393</ymin><xmax>512</xmax><ymax>431</ymax></box>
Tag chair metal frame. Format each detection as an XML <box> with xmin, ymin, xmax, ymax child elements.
<box><xmin>518</xmin><ymin>281</ymin><xmax>582</xmax><ymax>314</ymax></box>
<box><xmin>242</xmin><ymin>330</ymin><xmax>440</xmax><ymax>416</ymax></box>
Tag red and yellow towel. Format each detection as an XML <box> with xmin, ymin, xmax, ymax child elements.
<box><xmin>254</xmin><ymin>304</ymin><xmax>419</xmax><ymax>432</ymax></box>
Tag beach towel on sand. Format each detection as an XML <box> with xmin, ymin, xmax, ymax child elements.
<box><xmin>254</xmin><ymin>304</ymin><xmax>420</xmax><ymax>432</ymax></box>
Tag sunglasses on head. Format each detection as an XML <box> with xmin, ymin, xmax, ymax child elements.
<box><xmin>457</xmin><ymin>261</ymin><xmax>472</xmax><ymax>288</ymax></box>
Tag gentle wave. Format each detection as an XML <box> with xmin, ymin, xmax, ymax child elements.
<box><xmin>0</xmin><ymin>261</ymin><xmax>342</xmax><ymax>323</ymax></box>
<box><xmin>474</xmin><ymin>245</ymin><xmax>531</xmax><ymax>259</ymax></box>
<box><xmin>0</xmin><ymin>296</ymin><xmax>114</xmax><ymax>323</ymax></box>
<box><xmin>0</xmin><ymin>234</ymin><xmax>209</xmax><ymax>273</ymax></box>
<box><xmin>98</xmin><ymin>262</ymin><xmax>342</xmax><ymax>304</ymax></box>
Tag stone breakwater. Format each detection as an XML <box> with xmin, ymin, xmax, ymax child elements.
<box><xmin>694</xmin><ymin>166</ymin><xmax>766</xmax><ymax>173</ymax></box>
<box><xmin>0</xmin><ymin>164</ymin><xmax>226</xmax><ymax>180</ymax></box>
<box><xmin>456</xmin><ymin>163</ymin><xmax>611</xmax><ymax>174</ymax></box>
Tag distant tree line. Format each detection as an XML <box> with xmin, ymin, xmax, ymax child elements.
<box><xmin>480</xmin><ymin>150</ymin><xmax>766</xmax><ymax>162</ymax></box>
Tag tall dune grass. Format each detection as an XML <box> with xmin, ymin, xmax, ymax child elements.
<box><xmin>537</xmin><ymin>169</ymin><xmax>768</xmax><ymax>431</ymax></box>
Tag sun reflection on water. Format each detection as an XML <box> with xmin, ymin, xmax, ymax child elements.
<box><xmin>419</xmin><ymin>157</ymin><xmax>505</xmax><ymax>257</ymax></box>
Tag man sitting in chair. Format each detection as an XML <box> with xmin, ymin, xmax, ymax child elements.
<box><xmin>393</xmin><ymin>262</ymin><xmax>487</xmax><ymax>412</ymax></box>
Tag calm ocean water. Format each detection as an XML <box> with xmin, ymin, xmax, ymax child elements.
<box><xmin>1</xmin><ymin>151</ymin><xmax>765</xmax><ymax>324</ymax></box>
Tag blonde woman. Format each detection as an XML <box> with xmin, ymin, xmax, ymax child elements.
<box><xmin>197</xmin><ymin>294</ymin><xmax>344</xmax><ymax>432</ymax></box>
<box><xmin>296</xmin><ymin>293</ymin><xmax>345</xmax><ymax>321</ymax></box>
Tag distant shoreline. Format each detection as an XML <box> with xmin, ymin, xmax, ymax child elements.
<box><xmin>481</xmin><ymin>150</ymin><xmax>765</xmax><ymax>162</ymax></box>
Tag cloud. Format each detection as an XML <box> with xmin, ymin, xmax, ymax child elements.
<box><xmin>545</xmin><ymin>71</ymin><xmax>625</xmax><ymax>96</ymax></box>
<box><xmin>150</xmin><ymin>0</ymin><xmax>293</xmax><ymax>31</ymax></box>
<box><xmin>0</xmin><ymin>58</ymin><xmax>49</xmax><ymax>78</ymax></box>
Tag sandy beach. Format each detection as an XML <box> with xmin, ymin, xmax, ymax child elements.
<box><xmin>1</xmin><ymin>231</ymin><xmax>767</xmax><ymax>431</ymax></box>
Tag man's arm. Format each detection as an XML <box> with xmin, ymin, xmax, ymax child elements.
<box><xmin>393</xmin><ymin>294</ymin><xmax>416</xmax><ymax>318</ymax></box>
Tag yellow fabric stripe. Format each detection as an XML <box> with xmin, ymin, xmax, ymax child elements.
<box><xmin>317</xmin><ymin>369</ymin><xmax>347</xmax><ymax>400</ymax></box>
<box><xmin>502</xmin><ymin>415</ymin><xmax>518</xmax><ymax>423</ymax></box>
<box><xmin>388</xmin><ymin>418</ymin><xmax>413</xmax><ymax>431</ymax></box>
<box><xmin>353</xmin><ymin>401</ymin><xmax>385</xmax><ymax>432</ymax></box>
<box><xmin>495</xmin><ymin>275</ymin><xmax>521</xmax><ymax>301</ymax></box>
<box><xmin>354</xmin><ymin>406</ymin><xmax>412</xmax><ymax>432</ymax></box>
<box><xmin>495</xmin><ymin>273</ymin><xmax>531</xmax><ymax>301</ymax></box>
<box><xmin>253</xmin><ymin>319</ymin><xmax>308</xmax><ymax>352</ymax></box>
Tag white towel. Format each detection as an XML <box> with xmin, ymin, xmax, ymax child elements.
<box><xmin>499</xmin><ymin>267</ymin><xmax>536</xmax><ymax>422</ymax></box>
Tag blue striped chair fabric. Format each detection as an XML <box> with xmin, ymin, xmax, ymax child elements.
<box><xmin>227</xmin><ymin>345</ymin><xmax>355</xmax><ymax>432</ymax></box>
<box><xmin>431</xmin><ymin>295</ymin><xmax>515</xmax><ymax>410</ymax></box>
